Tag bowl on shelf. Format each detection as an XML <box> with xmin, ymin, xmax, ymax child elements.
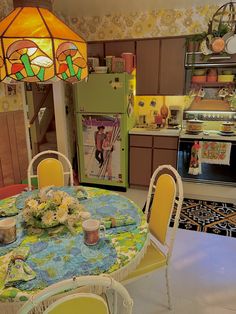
<box><xmin>191</xmin><ymin>75</ymin><xmax>207</xmax><ymax>83</ymax></box>
<box><xmin>218</xmin><ymin>74</ymin><xmax>234</xmax><ymax>82</ymax></box>
<box><xmin>94</xmin><ymin>66</ymin><xmax>108</xmax><ymax>74</ymax></box>
<box><xmin>193</xmin><ymin>69</ymin><xmax>206</xmax><ymax>76</ymax></box>
<box><xmin>222</xmin><ymin>70</ymin><xmax>233</xmax><ymax>75</ymax></box>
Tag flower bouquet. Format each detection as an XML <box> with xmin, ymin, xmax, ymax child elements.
<box><xmin>22</xmin><ymin>187</ymin><xmax>88</xmax><ymax>230</ymax></box>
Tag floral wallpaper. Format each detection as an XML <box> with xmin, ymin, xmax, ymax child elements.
<box><xmin>0</xmin><ymin>1</ymin><xmax>219</xmax><ymax>41</ymax></box>
<box><xmin>67</xmin><ymin>5</ymin><xmax>219</xmax><ymax>41</ymax></box>
<box><xmin>0</xmin><ymin>84</ymin><xmax>23</xmax><ymax>112</ymax></box>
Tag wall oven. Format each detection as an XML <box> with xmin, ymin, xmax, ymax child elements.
<box><xmin>178</xmin><ymin>137</ymin><xmax>236</xmax><ymax>186</ymax></box>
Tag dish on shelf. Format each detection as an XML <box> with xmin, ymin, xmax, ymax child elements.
<box><xmin>218</xmin><ymin>74</ymin><xmax>234</xmax><ymax>82</ymax></box>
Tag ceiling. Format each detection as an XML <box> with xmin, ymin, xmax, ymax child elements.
<box><xmin>54</xmin><ymin>0</ymin><xmax>226</xmax><ymax>17</ymax></box>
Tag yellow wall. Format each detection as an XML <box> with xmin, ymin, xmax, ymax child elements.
<box><xmin>0</xmin><ymin>83</ymin><xmax>24</xmax><ymax>112</ymax></box>
<box><xmin>134</xmin><ymin>95</ymin><xmax>192</xmax><ymax>124</ymax></box>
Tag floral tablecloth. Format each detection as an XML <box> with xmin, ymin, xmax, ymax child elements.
<box><xmin>0</xmin><ymin>187</ymin><xmax>149</xmax><ymax>309</ymax></box>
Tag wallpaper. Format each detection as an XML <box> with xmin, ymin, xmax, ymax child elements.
<box><xmin>0</xmin><ymin>1</ymin><xmax>219</xmax><ymax>41</ymax></box>
<box><xmin>0</xmin><ymin>84</ymin><xmax>23</xmax><ymax>112</ymax></box>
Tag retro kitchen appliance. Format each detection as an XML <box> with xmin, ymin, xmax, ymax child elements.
<box><xmin>167</xmin><ymin>106</ymin><xmax>183</xmax><ymax>127</ymax></box>
<box><xmin>74</xmin><ymin>73</ymin><xmax>135</xmax><ymax>190</ymax></box>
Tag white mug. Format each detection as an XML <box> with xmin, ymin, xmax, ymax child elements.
<box><xmin>82</xmin><ymin>219</ymin><xmax>106</xmax><ymax>245</ymax></box>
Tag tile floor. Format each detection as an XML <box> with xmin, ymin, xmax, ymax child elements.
<box><xmin>119</xmin><ymin>185</ymin><xmax>236</xmax><ymax>314</ymax></box>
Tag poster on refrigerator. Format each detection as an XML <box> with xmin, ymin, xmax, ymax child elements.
<box><xmin>81</xmin><ymin>114</ymin><xmax>122</xmax><ymax>183</ymax></box>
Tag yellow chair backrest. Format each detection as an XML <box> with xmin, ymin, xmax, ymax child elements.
<box><xmin>149</xmin><ymin>173</ymin><xmax>176</xmax><ymax>245</ymax></box>
<box><xmin>37</xmin><ymin>158</ymin><xmax>64</xmax><ymax>189</ymax></box>
<box><xmin>45</xmin><ymin>293</ymin><xmax>109</xmax><ymax>314</ymax></box>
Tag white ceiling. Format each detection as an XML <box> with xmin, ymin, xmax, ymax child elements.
<box><xmin>54</xmin><ymin>0</ymin><xmax>226</xmax><ymax>17</ymax></box>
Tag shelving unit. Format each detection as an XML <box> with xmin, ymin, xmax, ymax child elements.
<box><xmin>191</xmin><ymin>82</ymin><xmax>235</xmax><ymax>88</ymax></box>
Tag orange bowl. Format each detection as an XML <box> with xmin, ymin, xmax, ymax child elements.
<box><xmin>191</xmin><ymin>75</ymin><xmax>207</xmax><ymax>83</ymax></box>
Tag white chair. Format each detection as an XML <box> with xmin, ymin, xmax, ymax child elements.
<box><xmin>27</xmin><ymin>150</ymin><xmax>74</xmax><ymax>190</ymax></box>
<box><xmin>17</xmin><ymin>275</ymin><xmax>133</xmax><ymax>314</ymax></box>
<box><xmin>122</xmin><ymin>165</ymin><xmax>183</xmax><ymax>310</ymax></box>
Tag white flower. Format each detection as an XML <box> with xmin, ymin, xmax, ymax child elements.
<box><xmin>42</xmin><ymin>210</ymin><xmax>55</xmax><ymax>226</ymax></box>
<box><xmin>62</xmin><ymin>196</ymin><xmax>74</xmax><ymax>207</ymax></box>
<box><xmin>56</xmin><ymin>206</ymin><xmax>68</xmax><ymax>223</ymax></box>
<box><xmin>23</xmin><ymin>208</ymin><xmax>33</xmax><ymax>222</ymax></box>
<box><xmin>26</xmin><ymin>199</ymin><xmax>38</xmax><ymax>209</ymax></box>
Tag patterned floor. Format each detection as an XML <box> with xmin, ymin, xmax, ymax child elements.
<box><xmin>171</xmin><ymin>199</ymin><xmax>236</xmax><ymax>238</ymax></box>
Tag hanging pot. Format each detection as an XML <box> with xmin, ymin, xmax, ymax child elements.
<box><xmin>211</xmin><ymin>37</ymin><xmax>225</xmax><ymax>53</ymax></box>
<box><xmin>220</xmin><ymin>121</ymin><xmax>235</xmax><ymax>133</ymax></box>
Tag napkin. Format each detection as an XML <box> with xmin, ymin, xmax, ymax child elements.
<box><xmin>4</xmin><ymin>247</ymin><xmax>36</xmax><ymax>287</ymax></box>
<box><xmin>0</xmin><ymin>198</ymin><xmax>18</xmax><ymax>217</ymax></box>
<box><xmin>101</xmin><ymin>215</ymin><xmax>136</xmax><ymax>229</ymax></box>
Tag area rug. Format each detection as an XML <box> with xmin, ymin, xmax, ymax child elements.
<box><xmin>171</xmin><ymin>199</ymin><xmax>236</xmax><ymax>238</ymax></box>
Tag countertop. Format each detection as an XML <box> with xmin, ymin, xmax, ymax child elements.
<box><xmin>129</xmin><ymin>127</ymin><xmax>236</xmax><ymax>141</ymax></box>
<box><xmin>129</xmin><ymin>127</ymin><xmax>181</xmax><ymax>136</ymax></box>
<box><xmin>180</xmin><ymin>130</ymin><xmax>236</xmax><ymax>142</ymax></box>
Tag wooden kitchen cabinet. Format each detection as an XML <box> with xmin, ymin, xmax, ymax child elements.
<box><xmin>159</xmin><ymin>37</ymin><xmax>185</xmax><ymax>95</ymax></box>
<box><xmin>88</xmin><ymin>36</ymin><xmax>186</xmax><ymax>95</ymax></box>
<box><xmin>0</xmin><ymin>111</ymin><xmax>28</xmax><ymax>187</ymax></box>
<box><xmin>105</xmin><ymin>40</ymin><xmax>135</xmax><ymax>56</ymax></box>
<box><xmin>129</xmin><ymin>135</ymin><xmax>152</xmax><ymax>186</ymax></box>
<box><xmin>88</xmin><ymin>42</ymin><xmax>104</xmax><ymax>59</ymax></box>
<box><xmin>136</xmin><ymin>37</ymin><xmax>185</xmax><ymax>95</ymax></box>
<box><xmin>136</xmin><ymin>39</ymin><xmax>160</xmax><ymax>95</ymax></box>
<box><xmin>129</xmin><ymin>134</ymin><xmax>179</xmax><ymax>187</ymax></box>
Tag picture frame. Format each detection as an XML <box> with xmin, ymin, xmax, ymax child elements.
<box><xmin>5</xmin><ymin>84</ymin><xmax>16</xmax><ymax>96</ymax></box>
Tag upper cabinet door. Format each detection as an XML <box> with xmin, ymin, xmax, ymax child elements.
<box><xmin>159</xmin><ymin>37</ymin><xmax>186</xmax><ymax>95</ymax></box>
<box><xmin>105</xmin><ymin>40</ymin><xmax>135</xmax><ymax>56</ymax></box>
<box><xmin>88</xmin><ymin>42</ymin><xmax>104</xmax><ymax>59</ymax></box>
<box><xmin>136</xmin><ymin>39</ymin><xmax>160</xmax><ymax>95</ymax></box>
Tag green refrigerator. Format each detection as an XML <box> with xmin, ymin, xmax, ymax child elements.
<box><xmin>75</xmin><ymin>73</ymin><xmax>135</xmax><ymax>190</ymax></box>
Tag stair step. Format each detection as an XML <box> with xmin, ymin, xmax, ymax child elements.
<box><xmin>39</xmin><ymin>142</ymin><xmax>57</xmax><ymax>152</ymax></box>
<box><xmin>45</xmin><ymin>131</ymin><xmax>57</xmax><ymax>144</ymax></box>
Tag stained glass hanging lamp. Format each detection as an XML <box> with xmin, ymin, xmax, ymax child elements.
<box><xmin>0</xmin><ymin>0</ymin><xmax>88</xmax><ymax>83</ymax></box>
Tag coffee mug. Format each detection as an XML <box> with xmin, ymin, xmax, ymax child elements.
<box><xmin>82</xmin><ymin>219</ymin><xmax>106</xmax><ymax>246</ymax></box>
<box><xmin>0</xmin><ymin>217</ymin><xmax>16</xmax><ymax>244</ymax></box>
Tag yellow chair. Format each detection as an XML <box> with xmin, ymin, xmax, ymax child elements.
<box><xmin>17</xmin><ymin>275</ymin><xmax>133</xmax><ymax>314</ymax></box>
<box><xmin>122</xmin><ymin>165</ymin><xmax>183</xmax><ymax>310</ymax></box>
<box><xmin>27</xmin><ymin>150</ymin><xmax>74</xmax><ymax>190</ymax></box>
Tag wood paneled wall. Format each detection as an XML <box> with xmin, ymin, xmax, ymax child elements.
<box><xmin>0</xmin><ymin>111</ymin><xmax>28</xmax><ymax>187</ymax></box>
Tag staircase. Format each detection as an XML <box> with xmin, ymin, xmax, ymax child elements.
<box><xmin>27</xmin><ymin>84</ymin><xmax>58</xmax><ymax>164</ymax></box>
<box><xmin>38</xmin><ymin>120</ymin><xmax>57</xmax><ymax>152</ymax></box>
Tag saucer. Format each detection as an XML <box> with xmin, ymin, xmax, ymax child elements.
<box><xmin>218</xmin><ymin>131</ymin><xmax>236</xmax><ymax>136</ymax></box>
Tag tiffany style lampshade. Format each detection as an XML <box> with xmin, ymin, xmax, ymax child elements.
<box><xmin>0</xmin><ymin>0</ymin><xmax>88</xmax><ymax>83</ymax></box>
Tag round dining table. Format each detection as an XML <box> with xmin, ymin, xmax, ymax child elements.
<box><xmin>0</xmin><ymin>186</ymin><xmax>149</xmax><ymax>314</ymax></box>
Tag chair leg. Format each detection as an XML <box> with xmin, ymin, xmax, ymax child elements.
<box><xmin>165</xmin><ymin>266</ymin><xmax>173</xmax><ymax>310</ymax></box>
<box><xmin>113</xmin><ymin>290</ymin><xmax>118</xmax><ymax>314</ymax></box>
